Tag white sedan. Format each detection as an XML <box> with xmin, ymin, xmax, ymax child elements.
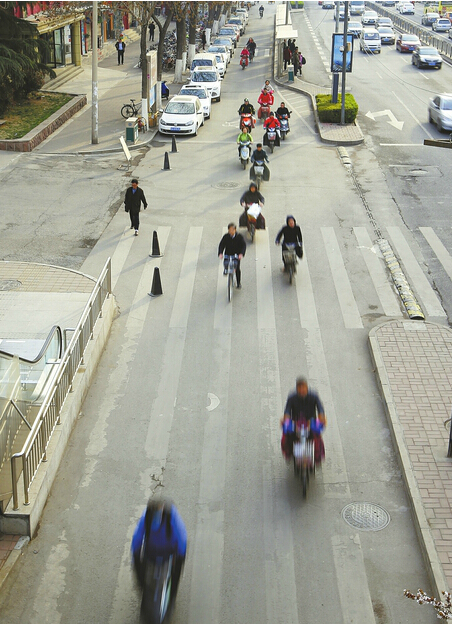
<box><xmin>158</xmin><ymin>95</ymin><xmax>204</xmax><ymax>136</ymax></box>
<box><xmin>179</xmin><ymin>85</ymin><xmax>212</xmax><ymax>119</ymax></box>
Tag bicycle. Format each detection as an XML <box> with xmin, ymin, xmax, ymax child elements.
<box><xmin>223</xmin><ymin>254</ymin><xmax>239</xmax><ymax>302</ymax></box>
<box><xmin>282</xmin><ymin>243</ymin><xmax>297</xmax><ymax>284</ymax></box>
<box><xmin>293</xmin><ymin>423</ymin><xmax>315</xmax><ymax>498</ymax></box>
<box><xmin>121</xmin><ymin>98</ymin><xmax>140</xmax><ymax>119</ymax></box>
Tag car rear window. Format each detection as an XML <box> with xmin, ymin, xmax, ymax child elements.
<box><xmin>181</xmin><ymin>89</ymin><xmax>207</xmax><ymax>99</ymax></box>
<box><xmin>193</xmin><ymin>72</ymin><xmax>216</xmax><ymax>82</ymax></box>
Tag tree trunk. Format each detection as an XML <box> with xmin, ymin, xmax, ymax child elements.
<box><xmin>140</xmin><ymin>23</ymin><xmax>148</xmax><ymax>99</ymax></box>
<box><xmin>174</xmin><ymin>16</ymin><xmax>186</xmax><ymax>83</ymax></box>
<box><xmin>188</xmin><ymin>21</ymin><xmax>196</xmax><ymax>65</ymax></box>
<box><xmin>152</xmin><ymin>9</ymin><xmax>173</xmax><ymax>81</ymax></box>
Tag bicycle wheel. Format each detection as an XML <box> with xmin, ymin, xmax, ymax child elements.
<box><xmin>289</xmin><ymin>264</ymin><xmax>293</xmax><ymax>284</ymax></box>
<box><xmin>121</xmin><ymin>104</ymin><xmax>134</xmax><ymax>119</ymax></box>
<box><xmin>302</xmin><ymin>467</ymin><xmax>308</xmax><ymax>498</ymax></box>
<box><xmin>250</xmin><ymin>223</ymin><xmax>255</xmax><ymax>243</ymax></box>
<box><xmin>228</xmin><ymin>272</ymin><xmax>233</xmax><ymax>302</ymax></box>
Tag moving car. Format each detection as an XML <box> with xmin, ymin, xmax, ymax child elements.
<box><xmin>382</xmin><ymin>0</ymin><xmax>396</xmax><ymax>5</ymax></box>
<box><xmin>348</xmin><ymin>20</ymin><xmax>364</xmax><ymax>37</ymax></box>
<box><xmin>378</xmin><ymin>26</ymin><xmax>396</xmax><ymax>44</ymax></box>
<box><xmin>396</xmin><ymin>33</ymin><xmax>421</xmax><ymax>52</ymax></box>
<box><xmin>360</xmin><ymin>28</ymin><xmax>381</xmax><ymax>53</ymax></box>
<box><xmin>158</xmin><ymin>95</ymin><xmax>204</xmax><ymax>136</ymax></box>
<box><xmin>377</xmin><ymin>16</ymin><xmax>393</xmax><ymax>27</ymax></box>
<box><xmin>399</xmin><ymin>3</ymin><xmax>415</xmax><ymax>14</ymax></box>
<box><xmin>349</xmin><ymin>1</ymin><xmax>365</xmax><ymax>16</ymax></box>
<box><xmin>189</xmin><ymin>66</ymin><xmax>222</xmax><ymax>102</ymax></box>
<box><xmin>362</xmin><ymin>10</ymin><xmax>378</xmax><ymax>25</ymax></box>
<box><xmin>428</xmin><ymin>93</ymin><xmax>452</xmax><ymax>132</ymax></box>
<box><xmin>421</xmin><ymin>12</ymin><xmax>440</xmax><ymax>25</ymax></box>
<box><xmin>322</xmin><ymin>1</ymin><xmax>335</xmax><ymax>8</ymax></box>
<box><xmin>432</xmin><ymin>18</ymin><xmax>451</xmax><ymax>31</ymax></box>
<box><xmin>179</xmin><ymin>85</ymin><xmax>212</xmax><ymax>118</ymax></box>
<box><xmin>411</xmin><ymin>45</ymin><xmax>442</xmax><ymax>68</ymax></box>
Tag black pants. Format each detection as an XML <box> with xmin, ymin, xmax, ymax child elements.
<box><xmin>118</xmin><ymin>50</ymin><xmax>124</xmax><ymax>64</ymax></box>
<box><xmin>224</xmin><ymin>258</ymin><xmax>241</xmax><ymax>286</ymax></box>
<box><xmin>129</xmin><ymin>210</ymin><xmax>140</xmax><ymax>230</ymax></box>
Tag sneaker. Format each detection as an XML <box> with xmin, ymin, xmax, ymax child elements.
<box><xmin>135</xmin><ymin>230</ymin><xmax>139</xmax><ymax>236</ymax></box>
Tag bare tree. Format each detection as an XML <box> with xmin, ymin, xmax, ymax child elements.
<box><xmin>151</xmin><ymin>5</ymin><xmax>174</xmax><ymax>82</ymax></box>
<box><xmin>173</xmin><ymin>2</ymin><xmax>188</xmax><ymax>83</ymax></box>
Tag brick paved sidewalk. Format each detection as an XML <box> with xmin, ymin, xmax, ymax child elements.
<box><xmin>369</xmin><ymin>320</ymin><xmax>452</xmax><ymax>597</ymax></box>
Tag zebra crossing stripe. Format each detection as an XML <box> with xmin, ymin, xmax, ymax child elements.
<box><xmin>420</xmin><ymin>226</ymin><xmax>452</xmax><ymax>282</ymax></box>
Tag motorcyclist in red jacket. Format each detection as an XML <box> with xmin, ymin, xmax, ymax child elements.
<box><xmin>258</xmin><ymin>87</ymin><xmax>274</xmax><ymax>108</ymax></box>
<box><xmin>263</xmin><ymin>112</ymin><xmax>281</xmax><ymax>146</ymax></box>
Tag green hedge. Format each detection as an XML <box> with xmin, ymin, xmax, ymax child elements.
<box><xmin>290</xmin><ymin>1</ymin><xmax>304</xmax><ymax>6</ymax></box>
<box><xmin>315</xmin><ymin>93</ymin><xmax>358</xmax><ymax>124</ymax></box>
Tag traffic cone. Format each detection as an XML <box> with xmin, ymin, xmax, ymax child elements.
<box><xmin>162</xmin><ymin>151</ymin><xmax>171</xmax><ymax>170</ymax></box>
<box><xmin>149</xmin><ymin>267</ymin><xmax>163</xmax><ymax>297</ymax></box>
<box><xmin>171</xmin><ymin>135</ymin><xmax>178</xmax><ymax>153</ymax></box>
<box><xmin>149</xmin><ymin>230</ymin><xmax>163</xmax><ymax>257</ymax></box>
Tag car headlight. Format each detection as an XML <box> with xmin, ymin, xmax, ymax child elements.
<box><xmin>183</xmin><ymin>121</ymin><xmax>194</xmax><ymax>126</ymax></box>
<box><xmin>160</xmin><ymin>119</ymin><xmax>169</xmax><ymax>125</ymax></box>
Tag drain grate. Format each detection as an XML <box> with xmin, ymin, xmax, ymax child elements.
<box><xmin>0</xmin><ymin>279</ymin><xmax>22</xmax><ymax>291</ymax></box>
<box><xmin>341</xmin><ymin>502</ymin><xmax>390</xmax><ymax>531</ymax></box>
<box><xmin>213</xmin><ymin>181</ymin><xmax>239</xmax><ymax>189</ymax></box>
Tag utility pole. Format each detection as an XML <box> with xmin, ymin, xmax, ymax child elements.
<box><xmin>92</xmin><ymin>0</ymin><xmax>99</xmax><ymax>144</ymax></box>
<box><xmin>340</xmin><ymin>6</ymin><xmax>349</xmax><ymax>125</ymax></box>
<box><xmin>332</xmin><ymin>1</ymin><xmax>340</xmax><ymax>103</ymax></box>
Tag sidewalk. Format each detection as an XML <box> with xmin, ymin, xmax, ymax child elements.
<box><xmin>369</xmin><ymin>321</ymin><xmax>452</xmax><ymax>597</ymax></box>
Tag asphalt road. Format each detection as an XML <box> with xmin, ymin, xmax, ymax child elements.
<box><xmin>0</xmin><ymin>4</ymin><xmax>441</xmax><ymax>624</ymax></box>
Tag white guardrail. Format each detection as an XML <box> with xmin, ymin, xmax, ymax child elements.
<box><xmin>10</xmin><ymin>258</ymin><xmax>112</xmax><ymax>510</ymax></box>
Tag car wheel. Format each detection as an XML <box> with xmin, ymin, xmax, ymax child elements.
<box><xmin>428</xmin><ymin>111</ymin><xmax>433</xmax><ymax>124</ymax></box>
<box><xmin>217</xmin><ymin>95</ymin><xmax>221</xmax><ymax>102</ymax></box>
<box><xmin>194</xmin><ymin>124</ymin><xmax>198</xmax><ymax>136</ymax></box>
<box><xmin>437</xmin><ymin>119</ymin><xmax>444</xmax><ymax>133</ymax></box>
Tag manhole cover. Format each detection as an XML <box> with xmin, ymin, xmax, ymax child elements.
<box><xmin>0</xmin><ymin>279</ymin><xmax>22</xmax><ymax>291</ymax></box>
<box><xmin>213</xmin><ymin>181</ymin><xmax>239</xmax><ymax>189</ymax></box>
<box><xmin>389</xmin><ymin>165</ymin><xmax>442</xmax><ymax>178</ymax></box>
<box><xmin>341</xmin><ymin>502</ymin><xmax>390</xmax><ymax>531</ymax></box>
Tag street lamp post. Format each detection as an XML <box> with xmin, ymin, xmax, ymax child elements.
<box><xmin>92</xmin><ymin>0</ymin><xmax>99</xmax><ymax>144</ymax></box>
<box><xmin>340</xmin><ymin>7</ymin><xmax>349</xmax><ymax>125</ymax></box>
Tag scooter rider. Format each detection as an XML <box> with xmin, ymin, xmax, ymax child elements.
<box><xmin>250</xmin><ymin>143</ymin><xmax>270</xmax><ymax>181</ymax></box>
<box><xmin>263</xmin><ymin>112</ymin><xmax>281</xmax><ymax>145</ymax></box>
<box><xmin>240</xmin><ymin>182</ymin><xmax>265</xmax><ymax>209</ymax></box>
<box><xmin>240</xmin><ymin>45</ymin><xmax>250</xmax><ymax>66</ymax></box>
<box><xmin>262</xmin><ymin>79</ymin><xmax>274</xmax><ymax>94</ymax></box>
<box><xmin>281</xmin><ymin>377</ymin><xmax>326</xmax><ymax>464</ymax></box>
<box><xmin>247</xmin><ymin>37</ymin><xmax>256</xmax><ymax>59</ymax></box>
<box><xmin>237</xmin><ymin>128</ymin><xmax>253</xmax><ymax>157</ymax></box>
<box><xmin>238</xmin><ymin>98</ymin><xmax>256</xmax><ymax>128</ymax></box>
<box><xmin>218</xmin><ymin>223</ymin><xmax>247</xmax><ymax>289</ymax></box>
<box><xmin>257</xmin><ymin>87</ymin><xmax>274</xmax><ymax>119</ymax></box>
<box><xmin>275</xmin><ymin>215</ymin><xmax>303</xmax><ymax>270</ymax></box>
<box><xmin>276</xmin><ymin>102</ymin><xmax>291</xmax><ymax>119</ymax></box>
<box><xmin>259</xmin><ymin>4</ymin><xmax>264</xmax><ymax>17</ymax></box>
<box><xmin>131</xmin><ymin>497</ymin><xmax>187</xmax><ymax>597</ymax></box>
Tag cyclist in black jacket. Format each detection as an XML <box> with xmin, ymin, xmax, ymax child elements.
<box><xmin>275</xmin><ymin>215</ymin><xmax>303</xmax><ymax>270</ymax></box>
<box><xmin>218</xmin><ymin>223</ymin><xmax>246</xmax><ymax>288</ymax></box>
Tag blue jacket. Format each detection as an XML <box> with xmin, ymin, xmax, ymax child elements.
<box><xmin>131</xmin><ymin>505</ymin><xmax>187</xmax><ymax>559</ymax></box>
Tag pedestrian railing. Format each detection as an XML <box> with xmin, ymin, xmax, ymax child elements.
<box><xmin>10</xmin><ymin>258</ymin><xmax>112</xmax><ymax>510</ymax></box>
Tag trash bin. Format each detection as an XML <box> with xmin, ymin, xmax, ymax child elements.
<box><xmin>125</xmin><ymin>117</ymin><xmax>139</xmax><ymax>143</ymax></box>
<box><xmin>287</xmin><ymin>64</ymin><xmax>294</xmax><ymax>82</ymax></box>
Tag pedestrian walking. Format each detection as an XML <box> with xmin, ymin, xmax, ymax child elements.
<box><xmin>201</xmin><ymin>30</ymin><xmax>206</xmax><ymax>50</ymax></box>
<box><xmin>292</xmin><ymin>46</ymin><xmax>300</xmax><ymax>77</ymax></box>
<box><xmin>149</xmin><ymin>22</ymin><xmax>155</xmax><ymax>41</ymax></box>
<box><xmin>283</xmin><ymin>45</ymin><xmax>291</xmax><ymax>70</ymax></box>
<box><xmin>298</xmin><ymin>50</ymin><xmax>304</xmax><ymax>75</ymax></box>
<box><xmin>124</xmin><ymin>179</ymin><xmax>147</xmax><ymax>236</ymax></box>
<box><xmin>289</xmin><ymin>39</ymin><xmax>296</xmax><ymax>54</ymax></box>
<box><xmin>115</xmin><ymin>37</ymin><xmax>126</xmax><ymax>65</ymax></box>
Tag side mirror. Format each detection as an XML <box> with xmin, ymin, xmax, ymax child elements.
<box><xmin>159</xmin><ymin>108</ymin><xmax>163</xmax><ymax>113</ymax></box>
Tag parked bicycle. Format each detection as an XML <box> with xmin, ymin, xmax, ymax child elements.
<box><xmin>224</xmin><ymin>254</ymin><xmax>239</xmax><ymax>302</ymax></box>
<box><xmin>121</xmin><ymin>98</ymin><xmax>140</xmax><ymax>119</ymax></box>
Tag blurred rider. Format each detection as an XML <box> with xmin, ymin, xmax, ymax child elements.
<box><xmin>262</xmin><ymin>79</ymin><xmax>274</xmax><ymax>93</ymax></box>
<box><xmin>237</xmin><ymin>128</ymin><xmax>253</xmax><ymax>157</ymax></box>
<box><xmin>240</xmin><ymin>45</ymin><xmax>250</xmax><ymax>66</ymax></box>
<box><xmin>250</xmin><ymin>143</ymin><xmax>270</xmax><ymax>181</ymax></box>
<box><xmin>247</xmin><ymin>37</ymin><xmax>257</xmax><ymax>58</ymax></box>
<box><xmin>240</xmin><ymin>182</ymin><xmax>265</xmax><ymax>209</ymax></box>
<box><xmin>263</xmin><ymin>111</ymin><xmax>281</xmax><ymax>145</ymax></box>
<box><xmin>275</xmin><ymin>215</ymin><xmax>303</xmax><ymax>270</ymax></box>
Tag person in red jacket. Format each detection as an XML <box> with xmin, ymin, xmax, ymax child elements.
<box><xmin>263</xmin><ymin>112</ymin><xmax>281</xmax><ymax>146</ymax></box>
<box><xmin>240</xmin><ymin>46</ymin><xmax>250</xmax><ymax>67</ymax></box>
<box><xmin>257</xmin><ymin>88</ymin><xmax>273</xmax><ymax>119</ymax></box>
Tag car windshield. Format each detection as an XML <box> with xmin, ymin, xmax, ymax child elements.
<box><xmin>404</xmin><ymin>35</ymin><xmax>419</xmax><ymax>41</ymax></box>
<box><xmin>365</xmin><ymin>32</ymin><xmax>379</xmax><ymax>39</ymax></box>
<box><xmin>379</xmin><ymin>27</ymin><xmax>393</xmax><ymax>32</ymax></box>
<box><xmin>349</xmin><ymin>22</ymin><xmax>361</xmax><ymax>27</ymax></box>
<box><xmin>220</xmin><ymin>29</ymin><xmax>235</xmax><ymax>34</ymax></box>
<box><xmin>166</xmin><ymin>102</ymin><xmax>195</xmax><ymax>114</ymax></box>
<box><xmin>420</xmin><ymin>47</ymin><xmax>438</xmax><ymax>54</ymax></box>
<box><xmin>181</xmin><ymin>89</ymin><xmax>206</xmax><ymax>99</ymax></box>
<box><xmin>193</xmin><ymin>72</ymin><xmax>216</xmax><ymax>82</ymax></box>
<box><xmin>209</xmin><ymin>46</ymin><xmax>225</xmax><ymax>53</ymax></box>
<box><xmin>441</xmin><ymin>99</ymin><xmax>452</xmax><ymax>110</ymax></box>
<box><xmin>192</xmin><ymin>59</ymin><xmax>212</xmax><ymax>67</ymax></box>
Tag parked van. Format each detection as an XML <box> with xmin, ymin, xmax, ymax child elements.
<box><xmin>190</xmin><ymin>53</ymin><xmax>218</xmax><ymax>73</ymax></box>
<box><xmin>360</xmin><ymin>28</ymin><xmax>381</xmax><ymax>53</ymax></box>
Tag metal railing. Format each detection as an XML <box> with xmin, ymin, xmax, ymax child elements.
<box><xmin>10</xmin><ymin>258</ymin><xmax>112</xmax><ymax>510</ymax></box>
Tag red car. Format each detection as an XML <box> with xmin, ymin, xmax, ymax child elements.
<box><xmin>396</xmin><ymin>33</ymin><xmax>421</xmax><ymax>52</ymax></box>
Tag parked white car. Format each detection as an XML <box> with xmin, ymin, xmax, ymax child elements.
<box><xmin>158</xmin><ymin>95</ymin><xmax>204</xmax><ymax>136</ymax></box>
<box><xmin>189</xmin><ymin>66</ymin><xmax>222</xmax><ymax>102</ymax></box>
<box><xmin>179</xmin><ymin>85</ymin><xmax>212</xmax><ymax>119</ymax></box>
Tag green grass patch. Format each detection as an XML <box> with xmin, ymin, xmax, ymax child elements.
<box><xmin>0</xmin><ymin>92</ymin><xmax>73</xmax><ymax>140</ymax></box>
<box><xmin>316</xmin><ymin>93</ymin><xmax>358</xmax><ymax>124</ymax></box>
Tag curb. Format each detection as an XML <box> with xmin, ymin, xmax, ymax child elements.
<box><xmin>368</xmin><ymin>323</ymin><xmax>450</xmax><ymax>599</ymax></box>
<box><xmin>0</xmin><ymin>537</ymin><xmax>29</xmax><ymax>592</ymax></box>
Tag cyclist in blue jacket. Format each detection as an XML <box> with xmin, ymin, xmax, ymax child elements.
<box><xmin>131</xmin><ymin>497</ymin><xmax>187</xmax><ymax>593</ymax></box>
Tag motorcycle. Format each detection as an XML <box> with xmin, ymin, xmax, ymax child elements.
<box><xmin>240</xmin><ymin>54</ymin><xmax>249</xmax><ymax>69</ymax></box>
<box><xmin>240</xmin><ymin>113</ymin><xmax>254</xmax><ymax>131</ymax></box>
<box><xmin>250</xmin><ymin>159</ymin><xmax>267</xmax><ymax>189</ymax></box>
<box><xmin>247</xmin><ymin>46</ymin><xmax>255</xmax><ymax>62</ymax></box>
<box><xmin>239</xmin><ymin>140</ymin><xmax>251</xmax><ymax>169</ymax></box>
<box><xmin>161</xmin><ymin>81</ymin><xmax>169</xmax><ymax>100</ymax></box>
<box><xmin>240</xmin><ymin>202</ymin><xmax>264</xmax><ymax>242</ymax></box>
<box><xmin>282</xmin><ymin>243</ymin><xmax>297</xmax><ymax>284</ymax></box>
<box><xmin>259</xmin><ymin>8</ymin><xmax>264</xmax><ymax>18</ymax></box>
<box><xmin>140</xmin><ymin>555</ymin><xmax>174</xmax><ymax>624</ymax></box>
<box><xmin>278</xmin><ymin>114</ymin><xmax>290</xmax><ymax>140</ymax></box>
<box><xmin>264</xmin><ymin>127</ymin><xmax>278</xmax><ymax>153</ymax></box>
<box><xmin>258</xmin><ymin>103</ymin><xmax>271</xmax><ymax>122</ymax></box>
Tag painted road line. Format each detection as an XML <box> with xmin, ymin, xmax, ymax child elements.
<box><xmin>354</xmin><ymin>227</ymin><xmax>402</xmax><ymax>318</ymax></box>
<box><xmin>297</xmin><ymin>252</ymin><xmax>320</xmax><ymax>330</ymax></box>
<box><xmin>387</xmin><ymin>226</ymin><xmax>446</xmax><ymax>318</ymax></box>
<box><xmin>420</xmin><ymin>226</ymin><xmax>452</xmax><ymax>282</ymax></box>
<box><xmin>256</xmin><ymin>230</ymin><xmax>299</xmax><ymax>624</ymax></box>
<box><xmin>391</xmin><ymin>90</ymin><xmax>435</xmax><ymax>140</ymax></box>
<box><xmin>322</xmin><ymin>227</ymin><xmax>363</xmax><ymax>329</ymax></box>
<box><xmin>145</xmin><ymin>227</ymin><xmax>203</xmax><ymax>469</ymax></box>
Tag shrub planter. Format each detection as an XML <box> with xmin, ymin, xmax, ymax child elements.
<box><xmin>316</xmin><ymin>93</ymin><xmax>358</xmax><ymax>124</ymax></box>
<box><xmin>0</xmin><ymin>94</ymin><xmax>87</xmax><ymax>153</ymax></box>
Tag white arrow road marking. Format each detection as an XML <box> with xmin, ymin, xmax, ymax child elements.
<box><xmin>365</xmin><ymin>109</ymin><xmax>404</xmax><ymax>130</ymax></box>
<box><xmin>206</xmin><ymin>392</ymin><xmax>220</xmax><ymax>411</ymax></box>
<box><xmin>222</xmin><ymin>120</ymin><xmax>239</xmax><ymax>127</ymax></box>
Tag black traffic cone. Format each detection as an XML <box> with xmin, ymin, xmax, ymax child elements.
<box><xmin>171</xmin><ymin>135</ymin><xmax>178</xmax><ymax>153</ymax></box>
<box><xmin>149</xmin><ymin>267</ymin><xmax>163</xmax><ymax>297</ymax></box>
<box><xmin>162</xmin><ymin>151</ymin><xmax>171</xmax><ymax>170</ymax></box>
<box><xmin>149</xmin><ymin>230</ymin><xmax>163</xmax><ymax>258</ymax></box>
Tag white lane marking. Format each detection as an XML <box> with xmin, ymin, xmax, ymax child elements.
<box><xmin>380</xmin><ymin>143</ymin><xmax>424</xmax><ymax>146</ymax></box>
<box><xmin>145</xmin><ymin>227</ymin><xmax>203</xmax><ymax>469</ymax></box>
<box><xmin>274</xmin><ymin>87</ymin><xmax>316</xmax><ymax>135</ymax></box>
<box><xmin>332</xmin><ymin>534</ymin><xmax>377</xmax><ymax>624</ymax></box>
<box><xmin>264</xmin><ymin>48</ymin><xmax>270</xmax><ymax>56</ymax></box>
<box><xmin>391</xmin><ymin>90</ymin><xmax>435</xmax><ymax>139</ymax></box>
<box><xmin>420</xmin><ymin>226</ymin><xmax>452</xmax><ymax>282</ymax></box>
<box><xmin>256</xmin><ymin>230</ymin><xmax>300</xmax><ymax>624</ymax></box>
<box><xmin>189</xmin><ymin>232</ymin><xmax>232</xmax><ymax>624</ymax></box>
<box><xmin>354</xmin><ymin>227</ymin><xmax>403</xmax><ymax>317</ymax></box>
<box><xmin>297</xmin><ymin>251</ymin><xmax>319</xmax><ymax>329</ymax></box>
<box><xmin>170</xmin><ymin>226</ymin><xmax>203</xmax><ymax>328</ymax></box>
<box><xmin>322</xmin><ymin>227</ymin><xmax>363</xmax><ymax>329</ymax></box>
<box><xmin>111</xmin><ymin>230</ymin><xmax>136</xmax><ymax>291</ymax></box>
<box><xmin>206</xmin><ymin>392</ymin><xmax>220</xmax><ymax>411</ymax></box>
<box><xmin>387</xmin><ymin>226</ymin><xmax>446</xmax><ymax>318</ymax></box>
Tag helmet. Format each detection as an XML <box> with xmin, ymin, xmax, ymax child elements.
<box><xmin>244</xmin><ymin>98</ymin><xmax>249</xmax><ymax>103</ymax></box>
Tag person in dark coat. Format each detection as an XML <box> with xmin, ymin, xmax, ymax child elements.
<box><xmin>201</xmin><ymin>30</ymin><xmax>207</xmax><ymax>50</ymax></box>
<box><xmin>275</xmin><ymin>215</ymin><xmax>303</xmax><ymax>270</ymax></box>
<box><xmin>292</xmin><ymin>46</ymin><xmax>300</xmax><ymax>77</ymax></box>
<box><xmin>240</xmin><ymin>182</ymin><xmax>265</xmax><ymax>208</ymax></box>
<box><xmin>149</xmin><ymin>22</ymin><xmax>155</xmax><ymax>41</ymax></box>
<box><xmin>218</xmin><ymin>223</ymin><xmax>246</xmax><ymax>289</ymax></box>
<box><xmin>283</xmin><ymin>45</ymin><xmax>291</xmax><ymax>70</ymax></box>
<box><xmin>115</xmin><ymin>37</ymin><xmax>126</xmax><ymax>65</ymax></box>
<box><xmin>124</xmin><ymin>178</ymin><xmax>147</xmax><ymax>235</ymax></box>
